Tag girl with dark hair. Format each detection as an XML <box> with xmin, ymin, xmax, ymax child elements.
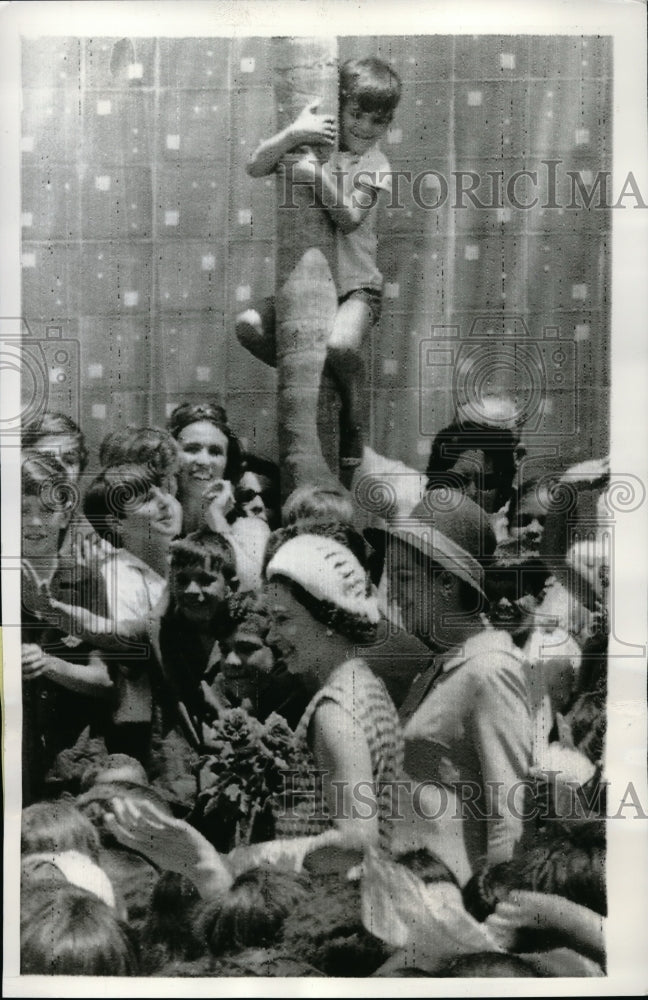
<box><xmin>167</xmin><ymin>401</ymin><xmax>268</xmax><ymax>590</ymax></box>
<box><xmin>167</xmin><ymin>401</ymin><xmax>242</xmax><ymax>532</ymax></box>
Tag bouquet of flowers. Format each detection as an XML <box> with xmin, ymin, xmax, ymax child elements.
<box><xmin>195</xmin><ymin>708</ymin><xmax>311</xmax><ymax>850</ymax></box>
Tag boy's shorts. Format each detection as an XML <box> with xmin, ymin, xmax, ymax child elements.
<box><xmin>338</xmin><ymin>286</ymin><xmax>382</xmax><ymax>327</ymax></box>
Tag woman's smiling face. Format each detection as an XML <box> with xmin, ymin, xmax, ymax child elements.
<box><xmin>176</xmin><ymin>420</ymin><xmax>229</xmax><ymax>497</ymax></box>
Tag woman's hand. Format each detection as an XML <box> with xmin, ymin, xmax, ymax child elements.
<box><xmin>104</xmin><ymin>797</ymin><xmax>232</xmax><ymax>896</ymax></box>
<box><xmin>203</xmin><ymin>479</ymin><xmax>234</xmax><ymax>533</ymax></box>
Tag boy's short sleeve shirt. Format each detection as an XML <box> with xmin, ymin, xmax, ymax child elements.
<box><xmin>327</xmin><ymin>146</ymin><xmax>392</xmax><ymax>296</ymax></box>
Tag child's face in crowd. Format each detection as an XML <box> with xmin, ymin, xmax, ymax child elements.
<box><xmin>22</xmin><ymin>494</ymin><xmax>70</xmax><ymax>558</ymax></box>
<box><xmin>509</xmin><ymin>485</ymin><xmax>551</xmax><ymax>552</ymax></box>
<box><xmin>32</xmin><ymin>435</ymin><xmax>83</xmax><ymax>482</ymax></box>
<box><xmin>221</xmin><ymin>627</ymin><xmax>274</xmax><ymax>700</ymax></box>
<box><xmin>237</xmin><ymin>471</ymin><xmax>269</xmax><ymax>523</ymax></box>
<box><xmin>176</xmin><ymin>421</ymin><xmax>229</xmax><ymax>496</ymax></box>
<box><xmin>449</xmin><ymin>449</ymin><xmax>506</xmax><ymax>514</ymax></box>
<box><xmin>173</xmin><ymin>563</ymin><xmax>229</xmax><ymax>623</ymax></box>
<box><xmin>340</xmin><ymin>99</ymin><xmax>391</xmax><ymax>156</ymax></box>
<box><xmin>120</xmin><ymin>486</ymin><xmax>177</xmax><ymax>551</ymax></box>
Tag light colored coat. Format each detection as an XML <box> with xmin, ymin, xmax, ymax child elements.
<box><xmin>400</xmin><ymin>627</ymin><xmax>532</xmax><ymax>878</ymax></box>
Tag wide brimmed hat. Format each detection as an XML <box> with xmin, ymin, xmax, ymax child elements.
<box><xmin>266</xmin><ymin>533</ymin><xmax>380</xmax><ymax>624</ymax></box>
<box><xmin>366</xmin><ymin>488</ymin><xmax>494</xmax><ymax>598</ymax></box>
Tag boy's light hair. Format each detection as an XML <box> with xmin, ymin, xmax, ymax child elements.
<box><xmin>339</xmin><ymin>56</ymin><xmax>402</xmax><ymax>118</ymax></box>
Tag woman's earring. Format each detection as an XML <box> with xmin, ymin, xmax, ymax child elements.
<box><xmin>325</xmin><ymin>627</ymin><xmax>333</xmax><ymax>637</ymax></box>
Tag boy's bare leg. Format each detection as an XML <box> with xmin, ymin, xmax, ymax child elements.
<box><xmin>235</xmin><ymin>296</ymin><xmax>277</xmax><ymax>368</ymax></box>
<box><xmin>326</xmin><ymin>296</ymin><xmax>373</xmax><ymax>486</ymax></box>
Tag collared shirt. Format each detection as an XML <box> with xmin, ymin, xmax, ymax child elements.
<box><xmin>401</xmin><ymin>627</ymin><xmax>532</xmax><ymax>869</ymax></box>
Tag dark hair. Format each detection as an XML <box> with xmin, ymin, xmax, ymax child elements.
<box><xmin>21</xmin><ymin>451</ymin><xmax>79</xmax><ymax>517</ymax></box>
<box><xmin>273</xmin><ymin>573</ymin><xmax>378</xmax><ymax>646</ymax></box>
<box><xmin>394</xmin><ymin>848</ymin><xmax>458</xmax><ymax>887</ymax></box>
<box><xmin>22</xmin><ymin>411</ymin><xmax>89</xmax><ymax>473</ymax></box>
<box><xmin>169</xmin><ymin>529</ymin><xmax>237</xmax><ymax>588</ymax></box>
<box><xmin>339</xmin><ymin>57</ymin><xmax>402</xmax><ymax>119</ymax></box>
<box><xmin>198</xmin><ymin>867</ymin><xmax>311</xmax><ymax>955</ymax></box>
<box><xmin>21</xmin><ymin>884</ymin><xmax>138</xmax><ymax>975</ymax></box>
<box><xmin>22</xmin><ymin>800</ymin><xmax>101</xmax><ymax>862</ymax></box>
<box><xmin>99</xmin><ymin>426</ymin><xmax>179</xmax><ymax>487</ymax></box>
<box><xmin>507</xmin><ymin>473</ymin><xmax>563</xmax><ymax>531</ymax></box>
<box><xmin>83</xmin><ymin>463</ymin><xmax>157</xmax><ymax>547</ymax></box>
<box><xmin>139</xmin><ymin>872</ymin><xmax>204</xmax><ymax>973</ymax></box>
<box><xmin>238</xmin><ymin>454</ymin><xmax>281</xmax><ymax>529</ymax></box>
<box><xmin>282</xmin><ymin>484</ymin><xmax>354</xmax><ymax>527</ymax></box>
<box><xmin>425</xmin><ymin>419</ymin><xmax>517</xmax><ymax>510</ymax></box>
<box><xmin>463</xmin><ymin>836</ymin><xmax>607</xmax><ymax>922</ymax></box>
<box><xmin>227</xmin><ymin>589</ymin><xmax>274</xmax><ymax>634</ymax></box>
<box><xmin>485</xmin><ymin>548</ymin><xmax>551</xmax><ymax>640</ymax></box>
<box><xmin>168</xmin><ymin>401</ymin><xmax>242</xmax><ymax>483</ymax></box>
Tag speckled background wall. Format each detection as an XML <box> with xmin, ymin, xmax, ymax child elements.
<box><xmin>21</xmin><ymin>34</ymin><xmax>611</xmax><ymax>474</ymax></box>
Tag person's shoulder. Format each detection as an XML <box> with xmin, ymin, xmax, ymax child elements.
<box><xmin>459</xmin><ymin>629</ymin><xmax>527</xmax><ymax>681</ymax></box>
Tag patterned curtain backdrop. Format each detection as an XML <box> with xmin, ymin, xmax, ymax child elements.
<box><xmin>21</xmin><ymin>35</ymin><xmax>611</xmax><ymax>474</ymax></box>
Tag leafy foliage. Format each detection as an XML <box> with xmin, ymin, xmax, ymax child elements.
<box><xmin>196</xmin><ymin>708</ymin><xmax>311</xmax><ymax>849</ymax></box>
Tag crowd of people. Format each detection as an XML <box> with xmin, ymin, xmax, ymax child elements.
<box><xmin>16</xmin><ymin>53</ymin><xmax>609</xmax><ymax>981</ymax></box>
<box><xmin>19</xmin><ymin>393</ymin><xmax>609</xmax><ymax>978</ymax></box>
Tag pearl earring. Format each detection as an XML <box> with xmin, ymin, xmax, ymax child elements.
<box><xmin>325</xmin><ymin>627</ymin><xmax>333</xmax><ymax>637</ymax></box>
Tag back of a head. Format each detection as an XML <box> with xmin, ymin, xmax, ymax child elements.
<box><xmin>282</xmin><ymin>484</ymin><xmax>354</xmax><ymax>527</ymax></box>
<box><xmin>21</xmin><ymin>884</ymin><xmax>138</xmax><ymax>976</ymax></box>
<box><xmin>22</xmin><ymin>800</ymin><xmax>100</xmax><ymax>862</ymax></box>
<box><xmin>139</xmin><ymin>872</ymin><xmax>204</xmax><ymax>972</ymax></box>
<box><xmin>199</xmin><ymin>867</ymin><xmax>311</xmax><ymax>956</ymax></box>
<box><xmin>436</xmin><ymin>951</ymin><xmax>539</xmax><ymax>977</ymax></box>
